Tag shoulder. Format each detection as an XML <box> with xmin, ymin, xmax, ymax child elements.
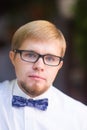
<box><xmin>0</xmin><ymin>80</ymin><xmax>10</xmax><ymax>91</ymax></box>
<box><xmin>51</xmin><ymin>86</ymin><xmax>87</xmax><ymax>129</ymax></box>
<box><xmin>51</xmin><ymin>86</ymin><xmax>87</xmax><ymax>112</ymax></box>
<box><xmin>0</xmin><ymin>79</ymin><xmax>16</xmax><ymax>96</ymax></box>
<box><xmin>51</xmin><ymin>86</ymin><xmax>87</xmax><ymax>127</ymax></box>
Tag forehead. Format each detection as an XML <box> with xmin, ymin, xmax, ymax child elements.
<box><xmin>19</xmin><ymin>39</ymin><xmax>62</xmax><ymax>56</ymax></box>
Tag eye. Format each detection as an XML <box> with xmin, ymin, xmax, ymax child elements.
<box><xmin>23</xmin><ymin>51</ymin><xmax>38</xmax><ymax>59</ymax></box>
<box><xmin>45</xmin><ymin>55</ymin><xmax>56</xmax><ymax>62</ymax></box>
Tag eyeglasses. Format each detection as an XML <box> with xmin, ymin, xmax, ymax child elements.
<box><xmin>13</xmin><ymin>49</ymin><xmax>64</xmax><ymax>66</ymax></box>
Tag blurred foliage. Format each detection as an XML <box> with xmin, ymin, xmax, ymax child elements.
<box><xmin>74</xmin><ymin>0</ymin><xmax>87</xmax><ymax>69</ymax></box>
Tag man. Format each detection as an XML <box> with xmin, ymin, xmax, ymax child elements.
<box><xmin>0</xmin><ymin>20</ymin><xmax>87</xmax><ymax>130</ymax></box>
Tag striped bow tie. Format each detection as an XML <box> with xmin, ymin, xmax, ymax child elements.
<box><xmin>12</xmin><ymin>95</ymin><xmax>48</xmax><ymax>111</ymax></box>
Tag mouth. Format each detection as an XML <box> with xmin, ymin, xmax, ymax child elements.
<box><xmin>29</xmin><ymin>75</ymin><xmax>46</xmax><ymax>81</ymax></box>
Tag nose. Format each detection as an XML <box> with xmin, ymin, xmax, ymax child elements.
<box><xmin>32</xmin><ymin>57</ymin><xmax>45</xmax><ymax>71</ymax></box>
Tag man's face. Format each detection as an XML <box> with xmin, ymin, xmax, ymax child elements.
<box><xmin>10</xmin><ymin>39</ymin><xmax>63</xmax><ymax>97</ymax></box>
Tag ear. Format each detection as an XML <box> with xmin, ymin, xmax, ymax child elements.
<box><xmin>9</xmin><ymin>51</ymin><xmax>15</xmax><ymax>66</ymax></box>
<box><xmin>58</xmin><ymin>61</ymin><xmax>63</xmax><ymax>70</ymax></box>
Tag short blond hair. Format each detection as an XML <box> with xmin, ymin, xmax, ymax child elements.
<box><xmin>11</xmin><ymin>20</ymin><xmax>66</xmax><ymax>56</ymax></box>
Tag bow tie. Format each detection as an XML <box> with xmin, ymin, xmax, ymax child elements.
<box><xmin>12</xmin><ymin>95</ymin><xmax>48</xmax><ymax>111</ymax></box>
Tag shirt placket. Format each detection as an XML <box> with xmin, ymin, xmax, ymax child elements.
<box><xmin>24</xmin><ymin>107</ymin><xmax>36</xmax><ymax>130</ymax></box>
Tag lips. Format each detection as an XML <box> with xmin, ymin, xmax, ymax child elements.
<box><xmin>29</xmin><ymin>75</ymin><xmax>46</xmax><ymax>80</ymax></box>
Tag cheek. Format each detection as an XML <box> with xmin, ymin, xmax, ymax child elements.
<box><xmin>49</xmin><ymin>62</ymin><xmax>63</xmax><ymax>82</ymax></box>
<box><xmin>14</xmin><ymin>63</ymin><xmax>29</xmax><ymax>79</ymax></box>
<box><xmin>47</xmin><ymin>68</ymin><xmax>59</xmax><ymax>83</ymax></box>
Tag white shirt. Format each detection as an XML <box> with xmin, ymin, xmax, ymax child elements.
<box><xmin>0</xmin><ymin>79</ymin><xmax>87</xmax><ymax>130</ymax></box>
